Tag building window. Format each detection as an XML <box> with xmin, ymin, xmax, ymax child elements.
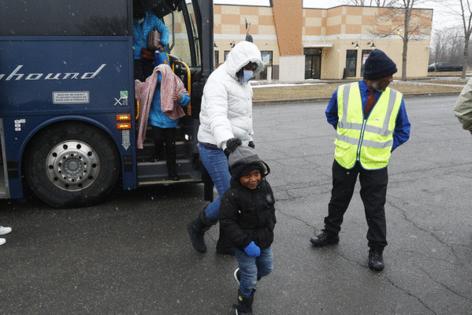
<box><xmin>345</xmin><ymin>50</ymin><xmax>358</xmax><ymax>78</ymax></box>
<box><xmin>259</xmin><ymin>50</ymin><xmax>273</xmax><ymax>80</ymax></box>
<box><xmin>361</xmin><ymin>50</ymin><xmax>373</xmax><ymax>77</ymax></box>
<box><xmin>214</xmin><ymin>50</ymin><xmax>219</xmax><ymax>66</ymax></box>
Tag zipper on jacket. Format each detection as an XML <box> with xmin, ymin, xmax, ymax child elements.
<box><xmin>356</xmin><ymin>119</ymin><xmax>367</xmax><ymax>161</ymax></box>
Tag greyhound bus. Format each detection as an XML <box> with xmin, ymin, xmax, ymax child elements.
<box><xmin>0</xmin><ymin>0</ymin><xmax>214</xmax><ymax>207</ymax></box>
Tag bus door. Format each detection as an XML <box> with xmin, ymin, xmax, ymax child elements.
<box><xmin>134</xmin><ymin>0</ymin><xmax>206</xmax><ymax>186</ymax></box>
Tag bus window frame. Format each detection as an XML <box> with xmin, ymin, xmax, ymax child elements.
<box><xmin>191</xmin><ymin>0</ymin><xmax>204</xmax><ymax>68</ymax></box>
<box><xmin>127</xmin><ymin>0</ymin><xmax>133</xmax><ymax>38</ymax></box>
<box><xmin>178</xmin><ymin>1</ymin><xmax>197</xmax><ymax>67</ymax></box>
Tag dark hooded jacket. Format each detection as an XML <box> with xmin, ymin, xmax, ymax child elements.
<box><xmin>219</xmin><ymin>147</ymin><xmax>276</xmax><ymax>250</ymax></box>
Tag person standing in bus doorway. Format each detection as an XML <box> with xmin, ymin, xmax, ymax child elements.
<box><xmin>135</xmin><ymin>62</ymin><xmax>190</xmax><ymax>179</ymax></box>
<box><xmin>187</xmin><ymin>41</ymin><xmax>264</xmax><ymax>255</ymax></box>
<box><xmin>133</xmin><ymin>0</ymin><xmax>170</xmax><ymax>81</ymax></box>
<box><xmin>149</xmin><ymin>64</ymin><xmax>190</xmax><ymax>180</ymax></box>
<box><xmin>310</xmin><ymin>50</ymin><xmax>410</xmax><ymax>272</ymax></box>
<box><xmin>0</xmin><ymin>225</ymin><xmax>12</xmax><ymax>246</ymax></box>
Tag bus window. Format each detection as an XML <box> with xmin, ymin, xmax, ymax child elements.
<box><xmin>0</xmin><ymin>0</ymin><xmax>129</xmax><ymax>36</ymax></box>
<box><xmin>163</xmin><ymin>2</ymin><xmax>200</xmax><ymax>67</ymax></box>
<box><xmin>186</xmin><ymin>2</ymin><xmax>201</xmax><ymax>67</ymax></box>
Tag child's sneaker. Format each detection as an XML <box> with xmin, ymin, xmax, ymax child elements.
<box><xmin>0</xmin><ymin>226</ymin><xmax>12</xmax><ymax>235</ymax></box>
<box><xmin>233</xmin><ymin>268</ymin><xmax>240</xmax><ymax>285</ymax></box>
<box><xmin>0</xmin><ymin>238</ymin><xmax>5</xmax><ymax>246</ymax></box>
<box><xmin>233</xmin><ymin>289</ymin><xmax>254</xmax><ymax>315</ymax></box>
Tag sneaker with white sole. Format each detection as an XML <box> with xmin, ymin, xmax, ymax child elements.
<box><xmin>233</xmin><ymin>268</ymin><xmax>240</xmax><ymax>286</ymax></box>
<box><xmin>0</xmin><ymin>226</ymin><xmax>12</xmax><ymax>236</ymax></box>
<box><xmin>0</xmin><ymin>238</ymin><xmax>5</xmax><ymax>246</ymax></box>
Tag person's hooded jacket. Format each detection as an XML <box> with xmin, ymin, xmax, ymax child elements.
<box><xmin>197</xmin><ymin>41</ymin><xmax>264</xmax><ymax>149</ymax></box>
<box><xmin>454</xmin><ymin>78</ymin><xmax>472</xmax><ymax>133</ymax></box>
<box><xmin>219</xmin><ymin>146</ymin><xmax>276</xmax><ymax>250</ymax></box>
<box><xmin>133</xmin><ymin>11</ymin><xmax>170</xmax><ymax>60</ymax></box>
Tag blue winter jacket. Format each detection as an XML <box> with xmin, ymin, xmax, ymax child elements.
<box><xmin>325</xmin><ymin>80</ymin><xmax>410</xmax><ymax>151</ymax></box>
<box><xmin>149</xmin><ymin>73</ymin><xmax>191</xmax><ymax>129</ymax></box>
<box><xmin>133</xmin><ymin>11</ymin><xmax>170</xmax><ymax>60</ymax></box>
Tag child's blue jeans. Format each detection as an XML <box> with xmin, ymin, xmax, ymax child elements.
<box><xmin>235</xmin><ymin>247</ymin><xmax>273</xmax><ymax>297</ymax></box>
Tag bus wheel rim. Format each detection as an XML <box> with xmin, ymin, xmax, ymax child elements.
<box><xmin>46</xmin><ymin>140</ymin><xmax>100</xmax><ymax>192</ymax></box>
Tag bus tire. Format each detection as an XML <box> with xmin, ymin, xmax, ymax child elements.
<box><xmin>24</xmin><ymin>122</ymin><xmax>120</xmax><ymax>208</ymax></box>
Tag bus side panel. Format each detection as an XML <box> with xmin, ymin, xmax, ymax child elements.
<box><xmin>0</xmin><ymin>36</ymin><xmax>137</xmax><ymax>199</ymax></box>
<box><xmin>3</xmin><ymin>115</ymin><xmax>136</xmax><ymax>199</ymax></box>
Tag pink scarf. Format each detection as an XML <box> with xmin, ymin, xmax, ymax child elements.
<box><xmin>135</xmin><ymin>64</ymin><xmax>187</xmax><ymax>149</ymax></box>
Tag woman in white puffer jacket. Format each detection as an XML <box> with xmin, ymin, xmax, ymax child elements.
<box><xmin>187</xmin><ymin>41</ymin><xmax>264</xmax><ymax>254</ymax></box>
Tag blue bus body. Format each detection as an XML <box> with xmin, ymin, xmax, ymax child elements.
<box><xmin>0</xmin><ymin>0</ymin><xmax>215</xmax><ymax>206</ymax></box>
<box><xmin>0</xmin><ymin>36</ymin><xmax>137</xmax><ymax>199</ymax></box>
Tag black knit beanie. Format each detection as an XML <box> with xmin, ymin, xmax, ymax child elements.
<box><xmin>363</xmin><ymin>49</ymin><xmax>397</xmax><ymax>80</ymax></box>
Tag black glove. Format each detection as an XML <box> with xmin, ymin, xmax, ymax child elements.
<box><xmin>248</xmin><ymin>141</ymin><xmax>255</xmax><ymax>149</ymax></box>
<box><xmin>224</xmin><ymin>138</ymin><xmax>242</xmax><ymax>156</ymax></box>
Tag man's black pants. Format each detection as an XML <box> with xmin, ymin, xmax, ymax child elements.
<box><xmin>151</xmin><ymin>126</ymin><xmax>177</xmax><ymax>177</ymax></box>
<box><xmin>324</xmin><ymin>160</ymin><xmax>388</xmax><ymax>251</ymax></box>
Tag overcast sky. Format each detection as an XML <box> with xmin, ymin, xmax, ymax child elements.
<box><xmin>213</xmin><ymin>0</ymin><xmax>461</xmax><ymax>32</ymax></box>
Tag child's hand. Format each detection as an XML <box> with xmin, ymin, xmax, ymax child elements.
<box><xmin>174</xmin><ymin>93</ymin><xmax>184</xmax><ymax>103</ymax></box>
<box><xmin>244</xmin><ymin>241</ymin><xmax>261</xmax><ymax>257</ymax></box>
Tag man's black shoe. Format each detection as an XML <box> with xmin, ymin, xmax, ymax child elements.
<box><xmin>368</xmin><ymin>250</ymin><xmax>384</xmax><ymax>272</ymax></box>
<box><xmin>310</xmin><ymin>231</ymin><xmax>339</xmax><ymax>247</ymax></box>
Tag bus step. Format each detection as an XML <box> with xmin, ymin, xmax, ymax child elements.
<box><xmin>138</xmin><ymin>175</ymin><xmax>201</xmax><ymax>186</ymax></box>
<box><xmin>137</xmin><ymin>159</ymin><xmax>195</xmax><ymax>181</ymax></box>
<box><xmin>136</xmin><ymin>141</ymin><xmax>191</xmax><ymax>162</ymax></box>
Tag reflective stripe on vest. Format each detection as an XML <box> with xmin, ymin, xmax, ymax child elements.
<box><xmin>335</xmin><ymin>83</ymin><xmax>402</xmax><ymax>170</ymax></box>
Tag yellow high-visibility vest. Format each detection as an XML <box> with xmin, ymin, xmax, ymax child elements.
<box><xmin>335</xmin><ymin>82</ymin><xmax>403</xmax><ymax>170</ymax></box>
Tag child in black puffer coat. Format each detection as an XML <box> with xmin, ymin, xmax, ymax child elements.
<box><xmin>219</xmin><ymin>146</ymin><xmax>276</xmax><ymax>315</ymax></box>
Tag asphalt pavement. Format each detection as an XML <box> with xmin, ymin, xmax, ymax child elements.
<box><xmin>1</xmin><ymin>95</ymin><xmax>471</xmax><ymax>314</ymax></box>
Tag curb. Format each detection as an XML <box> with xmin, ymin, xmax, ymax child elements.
<box><xmin>253</xmin><ymin>92</ymin><xmax>460</xmax><ymax>105</ymax></box>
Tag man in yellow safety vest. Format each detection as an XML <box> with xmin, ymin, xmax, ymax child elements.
<box><xmin>310</xmin><ymin>50</ymin><xmax>411</xmax><ymax>272</ymax></box>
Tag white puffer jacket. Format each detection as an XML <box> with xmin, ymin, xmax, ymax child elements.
<box><xmin>197</xmin><ymin>41</ymin><xmax>263</xmax><ymax>149</ymax></box>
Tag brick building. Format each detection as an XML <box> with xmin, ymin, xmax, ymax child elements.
<box><xmin>212</xmin><ymin>1</ymin><xmax>433</xmax><ymax>81</ymax></box>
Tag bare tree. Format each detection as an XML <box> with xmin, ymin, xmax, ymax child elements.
<box><xmin>369</xmin><ymin>0</ymin><xmax>432</xmax><ymax>80</ymax></box>
<box><xmin>430</xmin><ymin>27</ymin><xmax>464</xmax><ymax>64</ymax></box>
<box><xmin>458</xmin><ymin>0</ymin><xmax>472</xmax><ymax>78</ymax></box>
<box><xmin>347</xmin><ymin>0</ymin><xmax>432</xmax><ymax>80</ymax></box>
<box><xmin>349</xmin><ymin>0</ymin><xmax>398</xmax><ymax>6</ymax></box>
<box><xmin>399</xmin><ymin>0</ymin><xmax>416</xmax><ymax>80</ymax></box>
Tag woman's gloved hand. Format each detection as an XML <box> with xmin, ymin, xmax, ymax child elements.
<box><xmin>244</xmin><ymin>241</ymin><xmax>261</xmax><ymax>257</ymax></box>
<box><xmin>224</xmin><ymin>138</ymin><xmax>242</xmax><ymax>156</ymax></box>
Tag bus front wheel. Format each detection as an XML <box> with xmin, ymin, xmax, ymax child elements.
<box><xmin>24</xmin><ymin>122</ymin><xmax>120</xmax><ymax>208</ymax></box>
